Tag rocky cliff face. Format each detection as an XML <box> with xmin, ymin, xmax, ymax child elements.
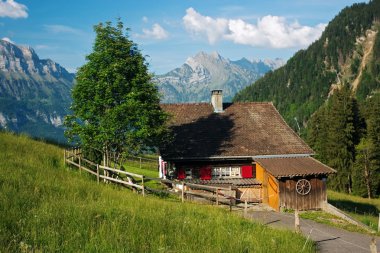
<box><xmin>154</xmin><ymin>51</ymin><xmax>284</xmax><ymax>103</ymax></box>
<box><xmin>0</xmin><ymin>39</ymin><xmax>74</xmax><ymax>142</ymax></box>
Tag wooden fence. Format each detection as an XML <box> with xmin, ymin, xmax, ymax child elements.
<box><xmin>64</xmin><ymin>148</ymin><xmax>246</xmax><ymax>210</ymax></box>
<box><xmin>64</xmin><ymin>148</ymin><xmax>146</xmax><ymax>195</ymax></box>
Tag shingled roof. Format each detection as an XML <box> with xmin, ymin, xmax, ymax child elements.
<box><xmin>160</xmin><ymin>102</ymin><xmax>314</xmax><ymax>160</ymax></box>
<box><xmin>255</xmin><ymin>157</ymin><xmax>336</xmax><ymax>178</ymax></box>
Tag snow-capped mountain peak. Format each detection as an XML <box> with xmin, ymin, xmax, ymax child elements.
<box><xmin>154</xmin><ymin>51</ymin><xmax>284</xmax><ymax>103</ymax></box>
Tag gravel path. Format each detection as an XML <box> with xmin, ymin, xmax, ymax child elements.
<box><xmin>246</xmin><ymin>210</ymin><xmax>380</xmax><ymax>253</ymax></box>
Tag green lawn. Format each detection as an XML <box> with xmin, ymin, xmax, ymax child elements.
<box><xmin>0</xmin><ymin>132</ymin><xmax>315</xmax><ymax>252</ymax></box>
<box><xmin>299</xmin><ymin>190</ymin><xmax>380</xmax><ymax>235</ymax></box>
<box><xmin>327</xmin><ymin>190</ymin><xmax>380</xmax><ymax>232</ymax></box>
<box><xmin>300</xmin><ymin>210</ymin><xmax>375</xmax><ymax>234</ymax></box>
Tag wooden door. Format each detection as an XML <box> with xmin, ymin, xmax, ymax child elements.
<box><xmin>267</xmin><ymin>174</ymin><xmax>279</xmax><ymax>211</ymax></box>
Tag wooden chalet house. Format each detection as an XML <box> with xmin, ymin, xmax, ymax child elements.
<box><xmin>159</xmin><ymin>90</ymin><xmax>335</xmax><ymax>211</ymax></box>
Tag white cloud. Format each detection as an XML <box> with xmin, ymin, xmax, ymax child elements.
<box><xmin>34</xmin><ymin>44</ymin><xmax>51</xmax><ymax>50</ymax></box>
<box><xmin>139</xmin><ymin>23</ymin><xmax>169</xmax><ymax>40</ymax></box>
<box><xmin>44</xmin><ymin>24</ymin><xmax>82</xmax><ymax>35</ymax></box>
<box><xmin>183</xmin><ymin>7</ymin><xmax>326</xmax><ymax>49</ymax></box>
<box><xmin>0</xmin><ymin>0</ymin><xmax>28</xmax><ymax>19</ymax></box>
<box><xmin>1</xmin><ymin>37</ymin><xmax>14</xmax><ymax>43</ymax></box>
<box><xmin>183</xmin><ymin>8</ymin><xmax>228</xmax><ymax>44</ymax></box>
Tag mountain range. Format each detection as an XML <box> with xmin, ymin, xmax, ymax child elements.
<box><xmin>0</xmin><ymin>39</ymin><xmax>74</xmax><ymax>142</ymax></box>
<box><xmin>154</xmin><ymin>51</ymin><xmax>284</xmax><ymax>103</ymax></box>
<box><xmin>3</xmin><ymin>0</ymin><xmax>377</xmax><ymax>143</ymax></box>
<box><xmin>0</xmin><ymin>39</ymin><xmax>284</xmax><ymax>142</ymax></box>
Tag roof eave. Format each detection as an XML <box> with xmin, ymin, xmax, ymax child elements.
<box><xmin>162</xmin><ymin>153</ymin><xmax>315</xmax><ymax>162</ymax></box>
<box><xmin>163</xmin><ymin>156</ymin><xmax>254</xmax><ymax>162</ymax></box>
<box><xmin>275</xmin><ymin>171</ymin><xmax>336</xmax><ymax>179</ymax></box>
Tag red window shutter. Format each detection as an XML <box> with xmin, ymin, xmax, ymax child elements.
<box><xmin>178</xmin><ymin>168</ymin><xmax>185</xmax><ymax>180</ymax></box>
<box><xmin>241</xmin><ymin>165</ymin><xmax>253</xmax><ymax>178</ymax></box>
<box><xmin>200</xmin><ymin>166</ymin><xmax>212</xmax><ymax>180</ymax></box>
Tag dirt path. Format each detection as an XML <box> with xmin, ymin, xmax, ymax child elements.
<box><xmin>246</xmin><ymin>210</ymin><xmax>380</xmax><ymax>253</ymax></box>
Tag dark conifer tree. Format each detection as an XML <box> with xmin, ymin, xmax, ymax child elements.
<box><xmin>366</xmin><ymin>93</ymin><xmax>380</xmax><ymax>195</ymax></box>
<box><xmin>308</xmin><ymin>85</ymin><xmax>362</xmax><ymax>193</ymax></box>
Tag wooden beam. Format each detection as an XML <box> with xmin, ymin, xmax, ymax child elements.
<box><xmin>99</xmin><ymin>165</ymin><xmax>143</xmax><ymax>178</ymax></box>
<box><xmin>96</xmin><ymin>164</ymin><xmax>100</xmax><ymax>184</ymax></box>
<box><xmin>99</xmin><ymin>174</ymin><xmax>143</xmax><ymax>189</ymax></box>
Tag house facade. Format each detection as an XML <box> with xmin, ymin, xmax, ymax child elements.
<box><xmin>159</xmin><ymin>90</ymin><xmax>335</xmax><ymax>211</ymax></box>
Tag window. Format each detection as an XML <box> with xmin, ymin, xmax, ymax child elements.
<box><xmin>185</xmin><ymin>167</ymin><xmax>192</xmax><ymax>179</ymax></box>
<box><xmin>212</xmin><ymin>166</ymin><xmax>241</xmax><ymax>178</ymax></box>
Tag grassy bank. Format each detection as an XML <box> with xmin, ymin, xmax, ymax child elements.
<box><xmin>0</xmin><ymin>132</ymin><xmax>314</xmax><ymax>252</ymax></box>
<box><xmin>328</xmin><ymin>190</ymin><xmax>380</xmax><ymax>231</ymax></box>
<box><xmin>299</xmin><ymin>191</ymin><xmax>380</xmax><ymax>235</ymax></box>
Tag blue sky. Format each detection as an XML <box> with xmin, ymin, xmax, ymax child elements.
<box><xmin>0</xmin><ymin>0</ymin><xmax>366</xmax><ymax>74</ymax></box>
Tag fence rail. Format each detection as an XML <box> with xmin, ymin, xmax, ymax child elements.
<box><xmin>64</xmin><ymin>148</ymin><xmax>248</xmax><ymax>210</ymax></box>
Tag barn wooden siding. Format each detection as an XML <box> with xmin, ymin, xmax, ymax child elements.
<box><xmin>279</xmin><ymin>177</ymin><xmax>327</xmax><ymax>210</ymax></box>
<box><xmin>236</xmin><ymin>187</ymin><xmax>261</xmax><ymax>202</ymax></box>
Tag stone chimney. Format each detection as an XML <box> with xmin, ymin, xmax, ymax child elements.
<box><xmin>211</xmin><ymin>90</ymin><xmax>223</xmax><ymax>113</ymax></box>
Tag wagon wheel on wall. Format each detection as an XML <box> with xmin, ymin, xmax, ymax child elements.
<box><xmin>296</xmin><ymin>179</ymin><xmax>311</xmax><ymax>195</ymax></box>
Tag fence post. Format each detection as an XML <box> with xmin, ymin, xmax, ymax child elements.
<box><xmin>229</xmin><ymin>186</ymin><xmax>232</xmax><ymax>212</ymax></box>
<box><xmin>102</xmin><ymin>152</ymin><xmax>107</xmax><ymax>183</ymax></box>
<box><xmin>295</xmin><ymin>209</ymin><xmax>301</xmax><ymax>233</ymax></box>
<box><xmin>142</xmin><ymin>176</ymin><xmax>145</xmax><ymax>197</ymax></box>
<box><xmin>78</xmin><ymin>156</ymin><xmax>81</xmax><ymax>174</ymax></box>
<box><xmin>216</xmin><ymin>189</ymin><xmax>219</xmax><ymax>206</ymax></box>
<box><xmin>96</xmin><ymin>164</ymin><xmax>100</xmax><ymax>184</ymax></box>
<box><xmin>181</xmin><ymin>182</ymin><xmax>185</xmax><ymax>203</ymax></box>
<box><xmin>63</xmin><ymin>150</ymin><xmax>66</xmax><ymax>166</ymax></box>
<box><xmin>139</xmin><ymin>157</ymin><xmax>142</xmax><ymax>169</ymax></box>
<box><xmin>244</xmin><ymin>200</ymin><xmax>248</xmax><ymax>218</ymax></box>
<box><xmin>370</xmin><ymin>237</ymin><xmax>377</xmax><ymax>253</ymax></box>
<box><xmin>378</xmin><ymin>213</ymin><xmax>380</xmax><ymax>232</ymax></box>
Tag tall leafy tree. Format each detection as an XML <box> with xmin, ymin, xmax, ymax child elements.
<box><xmin>65</xmin><ymin>20</ymin><xmax>168</xmax><ymax>159</ymax></box>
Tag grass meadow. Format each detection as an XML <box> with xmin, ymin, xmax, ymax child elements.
<box><xmin>327</xmin><ymin>190</ymin><xmax>380</xmax><ymax>232</ymax></box>
<box><xmin>299</xmin><ymin>190</ymin><xmax>380</xmax><ymax>235</ymax></box>
<box><xmin>0</xmin><ymin>132</ymin><xmax>315</xmax><ymax>252</ymax></box>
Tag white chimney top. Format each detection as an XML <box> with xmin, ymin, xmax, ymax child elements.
<box><xmin>211</xmin><ymin>90</ymin><xmax>223</xmax><ymax>113</ymax></box>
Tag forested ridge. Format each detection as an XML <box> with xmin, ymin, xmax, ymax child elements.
<box><xmin>234</xmin><ymin>0</ymin><xmax>380</xmax><ymax>130</ymax></box>
<box><xmin>234</xmin><ymin>0</ymin><xmax>380</xmax><ymax>197</ymax></box>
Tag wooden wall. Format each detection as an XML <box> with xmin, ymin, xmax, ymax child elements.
<box><xmin>237</xmin><ymin>187</ymin><xmax>261</xmax><ymax>202</ymax></box>
<box><xmin>279</xmin><ymin>176</ymin><xmax>327</xmax><ymax>210</ymax></box>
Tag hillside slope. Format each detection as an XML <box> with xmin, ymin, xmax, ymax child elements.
<box><xmin>234</xmin><ymin>0</ymin><xmax>380</xmax><ymax>130</ymax></box>
<box><xmin>0</xmin><ymin>132</ymin><xmax>313</xmax><ymax>252</ymax></box>
<box><xmin>0</xmin><ymin>39</ymin><xmax>74</xmax><ymax>142</ymax></box>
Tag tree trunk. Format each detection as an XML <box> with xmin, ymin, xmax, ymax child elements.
<box><xmin>363</xmin><ymin>152</ymin><xmax>372</xmax><ymax>199</ymax></box>
<box><xmin>348</xmin><ymin>174</ymin><xmax>352</xmax><ymax>194</ymax></box>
